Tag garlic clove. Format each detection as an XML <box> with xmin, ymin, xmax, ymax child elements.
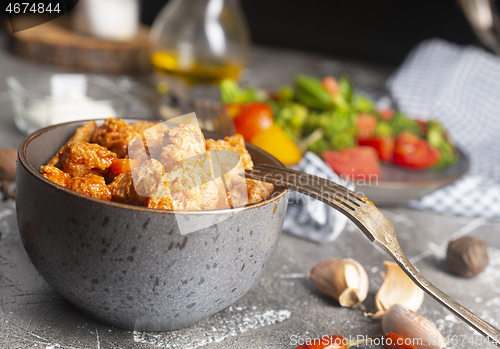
<box><xmin>341</xmin><ymin>259</ymin><xmax>369</xmax><ymax>307</ymax></box>
<box><xmin>382</xmin><ymin>303</ymin><xmax>446</xmax><ymax>349</ymax></box>
<box><xmin>369</xmin><ymin>261</ymin><xmax>424</xmax><ymax>318</ymax></box>
<box><xmin>308</xmin><ymin>258</ymin><xmax>346</xmax><ymax>301</ymax></box>
<box><xmin>308</xmin><ymin>258</ymin><xmax>369</xmax><ymax>308</ymax></box>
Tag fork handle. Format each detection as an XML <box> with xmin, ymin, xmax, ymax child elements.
<box><xmin>245</xmin><ymin>167</ymin><xmax>500</xmax><ymax>345</ymax></box>
<box><xmin>378</xmin><ymin>242</ymin><xmax>500</xmax><ymax>347</ymax></box>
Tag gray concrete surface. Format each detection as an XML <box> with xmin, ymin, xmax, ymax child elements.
<box><xmin>1</xmin><ymin>33</ymin><xmax>499</xmax><ymax>348</ymax></box>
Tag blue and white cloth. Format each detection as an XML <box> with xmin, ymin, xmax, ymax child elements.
<box><xmin>388</xmin><ymin>39</ymin><xmax>500</xmax><ymax>218</ymax></box>
<box><xmin>282</xmin><ymin>152</ymin><xmax>354</xmax><ymax>244</ymax></box>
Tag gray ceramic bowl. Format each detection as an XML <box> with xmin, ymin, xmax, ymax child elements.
<box><xmin>16</xmin><ymin>120</ymin><xmax>288</xmax><ymax>331</ymax></box>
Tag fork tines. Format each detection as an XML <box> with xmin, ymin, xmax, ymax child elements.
<box><xmin>245</xmin><ymin>164</ymin><xmax>366</xmax><ymax>212</ymax></box>
<box><xmin>194</xmin><ymin>100</ymin><xmax>236</xmax><ymax>136</ymax></box>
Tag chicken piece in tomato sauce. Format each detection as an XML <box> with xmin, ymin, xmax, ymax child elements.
<box><xmin>48</xmin><ymin>120</ymin><xmax>97</xmax><ymax>166</ymax></box>
<box><xmin>41</xmin><ymin>164</ymin><xmax>111</xmax><ymax>201</ymax></box>
<box><xmin>132</xmin><ymin>159</ymin><xmax>166</xmax><ymax>198</ymax></box>
<box><xmin>128</xmin><ymin>123</ymin><xmax>169</xmax><ymax>163</ymax></box>
<box><xmin>91</xmin><ymin>118</ymin><xmax>146</xmax><ymax>158</ymax></box>
<box><xmin>40</xmin><ymin>165</ymin><xmax>71</xmax><ymax>188</ymax></box>
<box><xmin>108</xmin><ymin>172</ymin><xmax>144</xmax><ymax>206</ymax></box>
<box><xmin>224</xmin><ymin>134</ymin><xmax>254</xmax><ymax>170</ymax></box>
<box><xmin>55</xmin><ymin>142</ymin><xmax>116</xmax><ymax>178</ymax></box>
<box><xmin>206</xmin><ymin>134</ymin><xmax>253</xmax><ymax>170</ymax></box>
<box><xmin>69</xmin><ymin>174</ymin><xmax>112</xmax><ymax>201</ymax></box>
<box><xmin>163</xmin><ymin>153</ymin><xmax>224</xmax><ymax>210</ymax></box>
<box><xmin>247</xmin><ymin>179</ymin><xmax>274</xmax><ymax>204</ymax></box>
<box><xmin>206</xmin><ymin>135</ymin><xmax>273</xmax><ymax>207</ymax></box>
<box><xmin>160</xmin><ymin>124</ymin><xmax>206</xmax><ymax>170</ymax></box>
<box><xmin>42</xmin><ymin>119</ymin><xmax>274</xmax><ymax>209</ymax></box>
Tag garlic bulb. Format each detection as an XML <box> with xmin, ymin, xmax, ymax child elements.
<box><xmin>308</xmin><ymin>258</ymin><xmax>369</xmax><ymax>308</ymax></box>
<box><xmin>382</xmin><ymin>304</ymin><xmax>446</xmax><ymax>349</ymax></box>
<box><xmin>368</xmin><ymin>261</ymin><xmax>424</xmax><ymax>318</ymax></box>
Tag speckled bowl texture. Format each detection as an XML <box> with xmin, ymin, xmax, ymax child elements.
<box><xmin>16</xmin><ymin>120</ymin><xmax>288</xmax><ymax>331</ymax></box>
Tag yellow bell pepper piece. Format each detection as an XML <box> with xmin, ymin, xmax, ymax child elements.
<box><xmin>250</xmin><ymin>124</ymin><xmax>302</xmax><ymax>165</ymax></box>
<box><xmin>225</xmin><ymin>103</ymin><xmax>243</xmax><ymax>119</ymax></box>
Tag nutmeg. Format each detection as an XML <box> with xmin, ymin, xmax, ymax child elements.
<box><xmin>446</xmin><ymin>236</ymin><xmax>488</xmax><ymax>277</ymax></box>
<box><xmin>0</xmin><ymin>148</ymin><xmax>17</xmax><ymax>181</ymax></box>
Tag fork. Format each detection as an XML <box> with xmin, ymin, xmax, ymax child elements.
<box><xmin>193</xmin><ymin>99</ymin><xmax>236</xmax><ymax>136</ymax></box>
<box><xmin>245</xmin><ymin>163</ymin><xmax>500</xmax><ymax>347</ymax></box>
<box><xmin>166</xmin><ymin>79</ymin><xmax>236</xmax><ymax>136</ymax></box>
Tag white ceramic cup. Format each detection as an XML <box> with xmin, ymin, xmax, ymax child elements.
<box><xmin>73</xmin><ymin>0</ymin><xmax>139</xmax><ymax>41</ymax></box>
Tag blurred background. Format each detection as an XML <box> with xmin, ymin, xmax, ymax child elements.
<box><xmin>140</xmin><ymin>0</ymin><xmax>479</xmax><ymax>65</ymax></box>
<box><xmin>0</xmin><ymin>0</ymin><xmax>481</xmax><ymax>66</ymax></box>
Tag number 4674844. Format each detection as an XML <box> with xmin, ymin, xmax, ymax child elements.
<box><xmin>5</xmin><ymin>2</ymin><xmax>61</xmax><ymax>14</ymax></box>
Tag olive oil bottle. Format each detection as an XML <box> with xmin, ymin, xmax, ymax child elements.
<box><xmin>150</xmin><ymin>0</ymin><xmax>249</xmax><ymax>85</ymax></box>
<box><xmin>151</xmin><ymin>51</ymin><xmax>243</xmax><ymax>85</ymax></box>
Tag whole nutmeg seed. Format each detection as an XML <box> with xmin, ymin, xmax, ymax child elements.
<box><xmin>0</xmin><ymin>148</ymin><xmax>17</xmax><ymax>182</ymax></box>
<box><xmin>446</xmin><ymin>236</ymin><xmax>488</xmax><ymax>277</ymax></box>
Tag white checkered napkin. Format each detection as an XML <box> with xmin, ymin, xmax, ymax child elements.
<box><xmin>282</xmin><ymin>152</ymin><xmax>354</xmax><ymax>244</ymax></box>
<box><xmin>387</xmin><ymin>39</ymin><xmax>500</xmax><ymax>218</ymax></box>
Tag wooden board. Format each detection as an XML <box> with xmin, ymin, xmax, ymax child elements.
<box><xmin>8</xmin><ymin>16</ymin><xmax>151</xmax><ymax>74</ymax></box>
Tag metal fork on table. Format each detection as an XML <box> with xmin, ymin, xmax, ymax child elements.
<box><xmin>245</xmin><ymin>163</ymin><xmax>500</xmax><ymax>347</ymax></box>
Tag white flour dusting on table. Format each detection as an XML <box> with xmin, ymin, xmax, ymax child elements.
<box><xmin>479</xmin><ymin>248</ymin><xmax>500</xmax><ymax>293</ymax></box>
<box><xmin>133</xmin><ymin>305</ymin><xmax>291</xmax><ymax>348</ymax></box>
<box><xmin>0</xmin><ymin>207</ymin><xmax>14</xmax><ymax>237</ymax></box>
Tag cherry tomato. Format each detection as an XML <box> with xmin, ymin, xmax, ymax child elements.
<box><xmin>356</xmin><ymin>113</ymin><xmax>378</xmax><ymax>139</ymax></box>
<box><xmin>378</xmin><ymin>108</ymin><xmax>395</xmax><ymax>121</ymax></box>
<box><xmin>234</xmin><ymin>102</ymin><xmax>274</xmax><ymax>142</ymax></box>
<box><xmin>358</xmin><ymin>136</ymin><xmax>395</xmax><ymax>162</ymax></box>
<box><xmin>393</xmin><ymin>132</ymin><xmax>440</xmax><ymax>169</ymax></box>
<box><xmin>295</xmin><ymin>335</ymin><xmax>348</xmax><ymax>349</ymax></box>
<box><xmin>384</xmin><ymin>332</ymin><xmax>418</xmax><ymax>349</ymax></box>
<box><xmin>323</xmin><ymin>146</ymin><xmax>381</xmax><ymax>180</ymax></box>
<box><xmin>322</xmin><ymin>76</ymin><xmax>340</xmax><ymax>97</ymax></box>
